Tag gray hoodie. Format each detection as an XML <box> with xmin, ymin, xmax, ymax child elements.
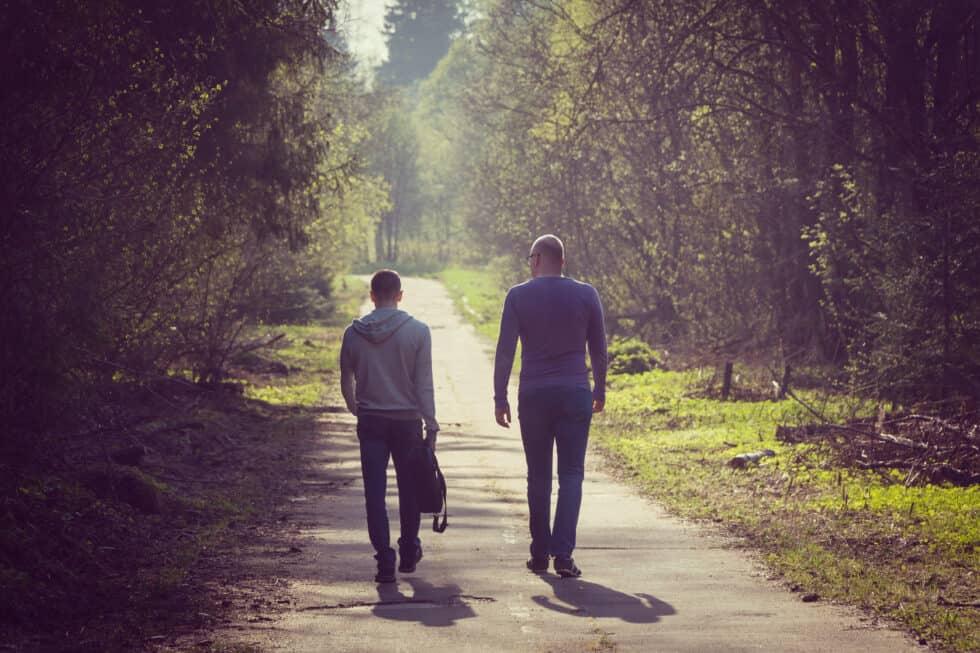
<box><xmin>339</xmin><ymin>307</ymin><xmax>439</xmax><ymax>431</ymax></box>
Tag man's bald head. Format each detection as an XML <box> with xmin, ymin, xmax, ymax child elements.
<box><xmin>530</xmin><ymin>234</ymin><xmax>565</xmax><ymax>269</ymax></box>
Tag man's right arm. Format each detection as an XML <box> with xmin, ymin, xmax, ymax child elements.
<box><xmin>493</xmin><ymin>290</ymin><xmax>519</xmax><ymax>426</ymax></box>
<box><xmin>339</xmin><ymin>329</ymin><xmax>357</xmax><ymax>415</ymax></box>
<box><xmin>586</xmin><ymin>286</ymin><xmax>608</xmax><ymax>412</ymax></box>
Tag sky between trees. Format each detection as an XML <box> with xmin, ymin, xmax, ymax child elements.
<box><xmin>340</xmin><ymin>0</ymin><xmax>389</xmax><ymax>73</ymax></box>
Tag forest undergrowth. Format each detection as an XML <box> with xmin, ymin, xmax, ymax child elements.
<box><xmin>0</xmin><ymin>278</ymin><xmax>365</xmax><ymax>652</ymax></box>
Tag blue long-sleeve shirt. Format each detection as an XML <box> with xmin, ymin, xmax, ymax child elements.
<box><xmin>493</xmin><ymin>276</ymin><xmax>607</xmax><ymax>409</ymax></box>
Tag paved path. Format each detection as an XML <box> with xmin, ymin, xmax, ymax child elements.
<box><xmin>224</xmin><ymin>277</ymin><xmax>921</xmax><ymax>652</ymax></box>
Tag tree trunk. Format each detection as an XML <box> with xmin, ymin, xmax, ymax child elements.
<box><xmin>721</xmin><ymin>361</ymin><xmax>734</xmax><ymax>400</ymax></box>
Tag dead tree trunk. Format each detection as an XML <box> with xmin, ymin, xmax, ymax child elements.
<box><xmin>721</xmin><ymin>362</ymin><xmax>734</xmax><ymax>400</ymax></box>
<box><xmin>779</xmin><ymin>364</ymin><xmax>792</xmax><ymax>399</ymax></box>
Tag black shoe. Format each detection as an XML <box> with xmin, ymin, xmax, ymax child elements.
<box><xmin>398</xmin><ymin>545</ymin><xmax>423</xmax><ymax>573</ymax></box>
<box><xmin>554</xmin><ymin>557</ymin><xmax>581</xmax><ymax>578</ymax></box>
<box><xmin>526</xmin><ymin>556</ymin><xmax>549</xmax><ymax>573</ymax></box>
<box><xmin>375</xmin><ymin>550</ymin><xmax>396</xmax><ymax>583</ymax></box>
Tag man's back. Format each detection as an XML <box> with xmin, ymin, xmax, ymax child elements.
<box><xmin>494</xmin><ymin>276</ymin><xmax>607</xmax><ymax>404</ymax></box>
<box><xmin>341</xmin><ymin>306</ymin><xmax>438</xmax><ymax>431</ymax></box>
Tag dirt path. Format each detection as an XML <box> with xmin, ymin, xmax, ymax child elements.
<box><xmin>211</xmin><ymin>277</ymin><xmax>922</xmax><ymax>652</ymax></box>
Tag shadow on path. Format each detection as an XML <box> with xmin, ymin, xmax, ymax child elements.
<box><xmin>532</xmin><ymin>574</ymin><xmax>675</xmax><ymax>623</ymax></box>
<box><xmin>371</xmin><ymin>577</ymin><xmax>488</xmax><ymax>627</ymax></box>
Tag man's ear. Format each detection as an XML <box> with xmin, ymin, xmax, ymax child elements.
<box><xmin>370</xmin><ymin>290</ymin><xmax>377</xmax><ymax>303</ymax></box>
<box><xmin>396</xmin><ymin>290</ymin><xmax>404</xmax><ymax>302</ymax></box>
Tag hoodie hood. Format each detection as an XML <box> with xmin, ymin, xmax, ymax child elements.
<box><xmin>351</xmin><ymin>307</ymin><xmax>414</xmax><ymax>344</ymax></box>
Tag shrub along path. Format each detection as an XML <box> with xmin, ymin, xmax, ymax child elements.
<box><xmin>196</xmin><ymin>277</ymin><xmax>921</xmax><ymax>652</ymax></box>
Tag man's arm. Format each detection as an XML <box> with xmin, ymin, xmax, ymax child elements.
<box><xmin>493</xmin><ymin>290</ymin><xmax>519</xmax><ymax>427</ymax></box>
<box><xmin>586</xmin><ymin>286</ymin><xmax>608</xmax><ymax>413</ymax></box>
<box><xmin>339</xmin><ymin>329</ymin><xmax>357</xmax><ymax>415</ymax></box>
<box><xmin>414</xmin><ymin>325</ymin><xmax>439</xmax><ymax>433</ymax></box>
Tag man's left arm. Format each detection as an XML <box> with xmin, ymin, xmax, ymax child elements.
<box><xmin>586</xmin><ymin>287</ymin><xmax>608</xmax><ymax>413</ymax></box>
<box><xmin>414</xmin><ymin>325</ymin><xmax>440</xmax><ymax>438</ymax></box>
<box><xmin>493</xmin><ymin>290</ymin><xmax>519</xmax><ymax>427</ymax></box>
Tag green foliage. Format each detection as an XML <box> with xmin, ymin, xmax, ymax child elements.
<box><xmin>439</xmin><ymin>265</ymin><xmax>511</xmax><ymax>343</ymax></box>
<box><xmin>435</xmin><ymin>0</ymin><xmax>979</xmax><ymax>400</ymax></box>
<box><xmin>0</xmin><ymin>1</ymin><xmax>391</xmax><ymax>433</ymax></box>
<box><xmin>361</xmin><ymin>0</ymin><xmax>468</xmax><ymax>270</ymax></box>
<box><xmin>408</xmin><ymin>37</ymin><xmax>487</xmax><ymax>266</ymax></box>
<box><xmin>607</xmin><ymin>338</ymin><xmax>660</xmax><ymax>375</ymax></box>
<box><xmin>805</xmin><ymin>156</ymin><xmax>980</xmax><ymax>401</ymax></box>
<box><xmin>239</xmin><ymin>277</ymin><xmax>366</xmax><ymax>408</ymax></box>
<box><xmin>359</xmin><ymin>29</ymin><xmax>488</xmax><ymax>271</ymax></box>
<box><xmin>366</xmin><ymin>95</ymin><xmax>423</xmax><ymax>263</ymax></box>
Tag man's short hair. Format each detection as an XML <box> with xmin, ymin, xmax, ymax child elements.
<box><xmin>532</xmin><ymin>234</ymin><xmax>564</xmax><ymax>263</ymax></box>
<box><xmin>371</xmin><ymin>269</ymin><xmax>401</xmax><ymax>301</ymax></box>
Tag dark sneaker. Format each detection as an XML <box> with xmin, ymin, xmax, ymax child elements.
<box><xmin>375</xmin><ymin>566</ymin><xmax>396</xmax><ymax>583</ymax></box>
<box><xmin>553</xmin><ymin>557</ymin><xmax>581</xmax><ymax>578</ymax></box>
<box><xmin>375</xmin><ymin>550</ymin><xmax>396</xmax><ymax>583</ymax></box>
<box><xmin>398</xmin><ymin>545</ymin><xmax>423</xmax><ymax>573</ymax></box>
<box><xmin>526</xmin><ymin>556</ymin><xmax>549</xmax><ymax>573</ymax></box>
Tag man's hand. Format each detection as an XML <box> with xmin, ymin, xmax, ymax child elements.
<box><xmin>495</xmin><ymin>404</ymin><xmax>511</xmax><ymax>428</ymax></box>
<box><xmin>424</xmin><ymin>428</ymin><xmax>438</xmax><ymax>451</ymax></box>
<box><xmin>592</xmin><ymin>398</ymin><xmax>605</xmax><ymax>414</ymax></box>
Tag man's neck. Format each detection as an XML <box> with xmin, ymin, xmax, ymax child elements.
<box><xmin>374</xmin><ymin>302</ymin><xmax>399</xmax><ymax>309</ymax></box>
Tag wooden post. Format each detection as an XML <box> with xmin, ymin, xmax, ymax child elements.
<box><xmin>778</xmin><ymin>364</ymin><xmax>792</xmax><ymax>399</ymax></box>
<box><xmin>721</xmin><ymin>362</ymin><xmax>733</xmax><ymax>400</ymax></box>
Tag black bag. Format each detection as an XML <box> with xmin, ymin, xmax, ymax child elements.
<box><xmin>409</xmin><ymin>444</ymin><xmax>448</xmax><ymax>533</ymax></box>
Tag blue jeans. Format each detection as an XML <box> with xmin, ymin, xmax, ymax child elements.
<box><xmin>357</xmin><ymin>414</ymin><xmax>423</xmax><ymax>567</ymax></box>
<box><xmin>518</xmin><ymin>385</ymin><xmax>593</xmax><ymax>559</ymax></box>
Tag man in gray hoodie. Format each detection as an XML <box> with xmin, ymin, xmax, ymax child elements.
<box><xmin>340</xmin><ymin>269</ymin><xmax>439</xmax><ymax>583</ymax></box>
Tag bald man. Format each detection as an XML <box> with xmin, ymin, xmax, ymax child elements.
<box><xmin>493</xmin><ymin>234</ymin><xmax>607</xmax><ymax>578</ymax></box>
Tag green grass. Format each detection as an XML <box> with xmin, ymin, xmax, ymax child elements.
<box><xmin>241</xmin><ymin>276</ymin><xmax>366</xmax><ymax>408</ymax></box>
<box><xmin>439</xmin><ymin>265</ymin><xmax>510</xmax><ymax>343</ymax></box>
<box><xmin>439</xmin><ymin>264</ymin><xmax>522</xmax><ymax>375</ymax></box>
<box><xmin>595</xmin><ymin>370</ymin><xmax>978</xmax><ymax>652</ymax></box>
<box><xmin>442</xmin><ymin>265</ymin><xmax>980</xmax><ymax>653</ymax></box>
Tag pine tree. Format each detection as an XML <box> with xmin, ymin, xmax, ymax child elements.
<box><xmin>376</xmin><ymin>0</ymin><xmax>464</xmax><ymax>86</ymax></box>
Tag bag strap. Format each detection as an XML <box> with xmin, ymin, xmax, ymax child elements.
<box><xmin>432</xmin><ymin>455</ymin><xmax>448</xmax><ymax>533</ymax></box>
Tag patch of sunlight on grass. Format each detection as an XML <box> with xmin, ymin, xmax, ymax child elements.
<box><xmin>244</xmin><ymin>381</ymin><xmax>323</xmax><ymax>407</ymax></box>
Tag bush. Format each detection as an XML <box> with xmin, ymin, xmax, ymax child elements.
<box><xmin>608</xmin><ymin>337</ymin><xmax>660</xmax><ymax>375</ymax></box>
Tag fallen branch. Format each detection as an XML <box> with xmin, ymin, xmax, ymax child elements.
<box><xmin>784</xmin><ymin>388</ymin><xmax>930</xmax><ymax>449</ymax></box>
<box><xmin>728</xmin><ymin>449</ymin><xmax>776</xmax><ymax>468</ymax></box>
<box><xmin>856</xmin><ymin>459</ymin><xmax>907</xmax><ymax>470</ymax></box>
<box><xmin>234</xmin><ymin>332</ymin><xmax>285</xmax><ymax>356</ymax></box>
<box><xmin>875</xmin><ymin>432</ymin><xmax>930</xmax><ymax>450</ymax></box>
<box><xmin>938</xmin><ymin>595</ymin><xmax>980</xmax><ymax>608</ymax></box>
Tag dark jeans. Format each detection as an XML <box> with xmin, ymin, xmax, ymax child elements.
<box><xmin>357</xmin><ymin>414</ymin><xmax>423</xmax><ymax>567</ymax></box>
<box><xmin>518</xmin><ymin>385</ymin><xmax>593</xmax><ymax>559</ymax></box>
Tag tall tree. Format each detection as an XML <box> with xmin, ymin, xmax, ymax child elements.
<box><xmin>442</xmin><ymin>0</ymin><xmax>979</xmax><ymax>400</ymax></box>
<box><xmin>368</xmin><ymin>104</ymin><xmax>422</xmax><ymax>262</ymax></box>
<box><xmin>0</xmin><ymin>0</ymin><xmax>395</xmax><ymax>433</ymax></box>
<box><xmin>376</xmin><ymin>0</ymin><xmax>465</xmax><ymax>86</ymax></box>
